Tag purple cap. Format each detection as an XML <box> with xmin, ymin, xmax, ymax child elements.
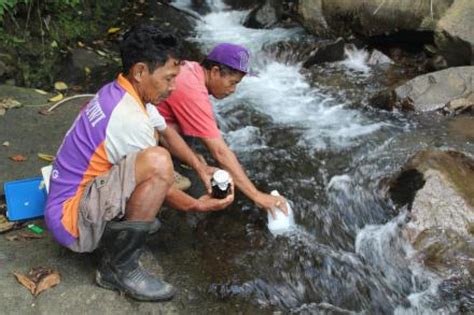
<box><xmin>206</xmin><ymin>43</ymin><xmax>251</xmax><ymax>74</ymax></box>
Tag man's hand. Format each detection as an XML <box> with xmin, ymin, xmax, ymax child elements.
<box><xmin>195</xmin><ymin>177</ymin><xmax>234</xmax><ymax>211</ymax></box>
<box><xmin>254</xmin><ymin>191</ymin><xmax>288</xmax><ymax>219</ymax></box>
<box><xmin>166</xmin><ymin>181</ymin><xmax>234</xmax><ymax>212</ymax></box>
<box><xmin>195</xmin><ymin>164</ymin><xmax>219</xmax><ymax>194</ymax></box>
<box><xmin>195</xmin><ymin>193</ymin><xmax>234</xmax><ymax>212</ymax></box>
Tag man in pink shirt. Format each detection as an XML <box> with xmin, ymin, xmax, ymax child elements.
<box><xmin>158</xmin><ymin>43</ymin><xmax>287</xmax><ymax>217</ymax></box>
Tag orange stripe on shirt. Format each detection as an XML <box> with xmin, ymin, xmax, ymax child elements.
<box><xmin>61</xmin><ymin>142</ymin><xmax>112</xmax><ymax>237</ymax></box>
<box><xmin>116</xmin><ymin>73</ymin><xmax>148</xmax><ymax>115</ymax></box>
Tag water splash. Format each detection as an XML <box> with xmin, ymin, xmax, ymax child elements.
<box><xmin>339</xmin><ymin>45</ymin><xmax>371</xmax><ymax>74</ymax></box>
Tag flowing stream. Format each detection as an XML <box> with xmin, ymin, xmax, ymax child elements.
<box><xmin>155</xmin><ymin>1</ymin><xmax>474</xmax><ymax>313</ymax></box>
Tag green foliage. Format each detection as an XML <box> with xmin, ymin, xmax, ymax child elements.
<box><xmin>1</xmin><ymin>0</ymin><xmax>23</xmax><ymax>21</ymax></box>
<box><xmin>0</xmin><ymin>0</ymin><xmax>80</xmax><ymax>22</ymax></box>
<box><xmin>0</xmin><ymin>0</ymin><xmax>125</xmax><ymax>88</ymax></box>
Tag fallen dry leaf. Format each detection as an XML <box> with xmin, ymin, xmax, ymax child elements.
<box><xmin>96</xmin><ymin>50</ymin><xmax>107</xmax><ymax>57</ymax></box>
<box><xmin>34</xmin><ymin>271</ymin><xmax>60</xmax><ymax>296</ymax></box>
<box><xmin>0</xmin><ymin>97</ymin><xmax>22</xmax><ymax>109</ymax></box>
<box><xmin>48</xmin><ymin>93</ymin><xmax>64</xmax><ymax>102</ymax></box>
<box><xmin>6</xmin><ymin>232</ymin><xmax>43</xmax><ymax>241</ymax></box>
<box><xmin>14</xmin><ymin>272</ymin><xmax>36</xmax><ymax>294</ymax></box>
<box><xmin>13</xmin><ymin>268</ymin><xmax>60</xmax><ymax>296</ymax></box>
<box><xmin>28</xmin><ymin>267</ymin><xmax>52</xmax><ymax>282</ymax></box>
<box><xmin>37</xmin><ymin>153</ymin><xmax>55</xmax><ymax>162</ymax></box>
<box><xmin>0</xmin><ymin>215</ymin><xmax>15</xmax><ymax>233</ymax></box>
<box><xmin>19</xmin><ymin>232</ymin><xmax>45</xmax><ymax>239</ymax></box>
<box><xmin>34</xmin><ymin>89</ymin><xmax>48</xmax><ymax>95</ymax></box>
<box><xmin>6</xmin><ymin>235</ymin><xmax>19</xmax><ymax>241</ymax></box>
<box><xmin>54</xmin><ymin>81</ymin><xmax>68</xmax><ymax>91</ymax></box>
<box><xmin>107</xmin><ymin>27</ymin><xmax>120</xmax><ymax>34</ymax></box>
<box><xmin>2</xmin><ymin>141</ymin><xmax>10</xmax><ymax>147</ymax></box>
<box><xmin>9</xmin><ymin>154</ymin><xmax>27</xmax><ymax>161</ymax></box>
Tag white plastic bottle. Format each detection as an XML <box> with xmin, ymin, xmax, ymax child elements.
<box><xmin>267</xmin><ymin>190</ymin><xmax>295</xmax><ymax>236</ymax></box>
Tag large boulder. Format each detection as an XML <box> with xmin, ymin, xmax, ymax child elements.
<box><xmin>388</xmin><ymin>150</ymin><xmax>474</xmax><ymax>278</ymax></box>
<box><xmin>190</xmin><ymin>0</ymin><xmax>211</xmax><ymax>14</ymax></box>
<box><xmin>369</xmin><ymin>66</ymin><xmax>474</xmax><ymax>112</ymax></box>
<box><xmin>243</xmin><ymin>0</ymin><xmax>282</xmax><ymax>29</ymax></box>
<box><xmin>389</xmin><ymin>150</ymin><xmax>474</xmax><ymax>239</ymax></box>
<box><xmin>296</xmin><ymin>0</ymin><xmax>474</xmax><ymax>67</ymax></box>
<box><xmin>435</xmin><ymin>0</ymin><xmax>474</xmax><ymax>66</ymax></box>
<box><xmin>262</xmin><ymin>37</ymin><xmax>345</xmax><ymax>67</ymax></box>
<box><xmin>223</xmin><ymin>0</ymin><xmax>265</xmax><ymax>10</ymax></box>
<box><xmin>297</xmin><ymin>0</ymin><xmax>452</xmax><ymax>37</ymax></box>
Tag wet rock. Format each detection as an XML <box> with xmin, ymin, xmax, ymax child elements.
<box><xmin>388</xmin><ymin>150</ymin><xmax>474</xmax><ymax>301</ymax></box>
<box><xmin>71</xmin><ymin>48</ymin><xmax>109</xmax><ymax>71</ymax></box>
<box><xmin>263</xmin><ymin>37</ymin><xmax>345</xmax><ymax>67</ymax></box>
<box><xmin>448</xmin><ymin>116</ymin><xmax>474</xmax><ymax>141</ymax></box>
<box><xmin>296</xmin><ymin>0</ymin><xmax>473</xmax><ymax>67</ymax></box>
<box><xmin>369</xmin><ymin>66</ymin><xmax>474</xmax><ymax>112</ymax></box>
<box><xmin>147</xmin><ymin>2</ymin><xmax>202</xmax><ymax>61</ymax></box>
<box><xmin>368</xmin><ymin>90</ymin><xmax>397</xmax><ymax>111</ymax></box>
<box><xmin>413</xmin><ymin>228</ymin><xmax>474</xmax><ymax>276</ymax></box>
<box><xmin>223</xmin><ymin>0</ymin><xmax>265</xmax><ymax>10</ymax></box>
<box><xmin>59</xmin><ymin>48</ymin><xmax>114</xmax><ymax>89</ymax></box>
<box><xmin>190</xmin><ymin>0</ymin><xmax>211</xmax><ymax>14</ymax></box>
<box><xmin>444</xmin><ymin>97</ymin><xmax>474</xmax><ymax>115</ymax></box>
<box><xmin>389</xmin><ymin>150</ymin><xmax>474</xmax><ymax>241</ymax></box>
<box><xmin>435</xmin><ymin>0</ymin><xmax>474</xmax><ymax>66</ymax></box>
<box><xmin>295</xmin><ymin>0</ymin><xmax>330</xmax><ymax>37</ymax></box>
<box><xmin>367</xmin><ymin>50</ymin><xmax>393</xmax><ymax>66</ymax></box>
<box><xmin>243</xmin><ymin>0</ymin><xmax>281</xmax><ymax>29</ymax></box>
<box><xmin>302</xmin><ymin>38</ymin><xmax>345</xmax><ymax>67</ymax></box>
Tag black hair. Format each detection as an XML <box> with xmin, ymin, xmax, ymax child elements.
<box><xmin>120</xmin><ymin>24</ymin><xmax>185</xmax><ymax>74</ymax></box>
<box><xmin>201</xmin><ymin>59</ymin><xmax>244</xmax><ymax>76</ymax></box>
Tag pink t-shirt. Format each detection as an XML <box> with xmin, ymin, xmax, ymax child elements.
<box><xmin>157</xmin><ymin>61</ymin><xmax>220</xmax><ymax>138</ymax></box>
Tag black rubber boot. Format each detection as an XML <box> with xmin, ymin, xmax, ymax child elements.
<box><xmin>95</xmin><ymin>220</ymin><xmax>176</xmax><ymax>301</ymax></box>
<box><xmin>149</xmin><ymin>218</ymin><xmax>162</xmax><ymax>235</ymax></box>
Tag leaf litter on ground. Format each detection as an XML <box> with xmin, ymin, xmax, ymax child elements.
<box><xmin>34</xmin><ymin>89</ymin><xmax>48</xmax><ymax>95</ymax></box>
<box><xmin>6</xmin><ymin>231</ymin><xmax>44</xmax><ymax>241</ymax></box>
<box><xmin>48</xmin><ymin>93</ymin><xmax>64</xmax><ymax>102</ymax></box>
<box><xmin>0</xmin><ymin>97</ymin><xmax>22</xmax><ymax>116</ymax></box>
<box><xmin>13</xmin><ymin>267</ymin><xmax>61</xmax><ymax>296</ymax></box>
<box><xmin>0</xmin><ymin>214</ymin><xmax>15</xmax><ymax>233</ymax></box>
<box><xmin>54</xmin><ymin>81</ymin><xmax>68</xmax><ymax>91</ymax></box>
<box><xmin>9</xmin><ymin>154</ymin><xmax>27</xmax><ymax>161</ymax></box>
<box><xmin>37</xmin><ymin>153</ymin><xmax>55</xmax><ymax>162</ymax></box>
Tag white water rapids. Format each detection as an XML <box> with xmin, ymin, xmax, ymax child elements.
<box><xmin>167</xmin><ymin>1</ymin><xmax>468</xmax><ymax>313</ymax></box>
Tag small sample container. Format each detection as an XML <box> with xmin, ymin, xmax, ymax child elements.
<box><xmin>211</xmin><ymin>170</ymin><xmax>231</xmax><ymax>199</ymax></box>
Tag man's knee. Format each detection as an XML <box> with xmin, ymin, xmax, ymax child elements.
<box><xmin>137</xmin><ymin>147</ymin><xmax>174</xmax><ymax>184</ymax></box>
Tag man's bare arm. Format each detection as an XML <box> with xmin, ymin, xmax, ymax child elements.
<box><xmin>165</xmin><ymin>186</ymin><xmax>233</xmax><ymax>212</ymax></box>
<box><xmin>200</xmin><ymin>137</ymin><xmax>287</xmax><ymax>217</ymax></box>
<box><xmin>160</xmin><ymin>127</ymin><xmax>214</xmax><ymax>193</ymax></box>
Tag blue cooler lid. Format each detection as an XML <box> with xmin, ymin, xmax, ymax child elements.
<box><xmin>4</xmin><ymin>176</ymin><xmax>47</xmax><ymax>221</ymax></box>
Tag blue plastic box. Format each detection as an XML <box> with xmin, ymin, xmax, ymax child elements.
<box><xmin>4</xmin><ymin>176</ymin><xmax>47</xmax><ymax>221</ymax></box>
